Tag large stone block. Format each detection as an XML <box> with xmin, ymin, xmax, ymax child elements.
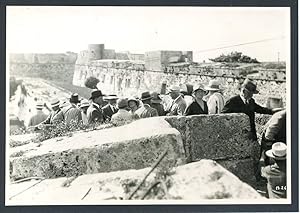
<box><xmin>164</xmin><ymin>116</ymin><xmax>191</xmax><ymax>161</ymax></box>
<box><xmin>217</xmin><ymin>158</ymin><xmax>256</xmax><ymax>185</ymax></box>
<box><xmin>187</xmin><ymin>114</ymin><xmax>255</xmax><ymax>161</ymax></box>
<box><xmin>6</xmin><ymin>159</ymin><xmax>262</xmax><ymax>205</ymax></box>
<box><xmin>10</xmin><ymin>117</ymin><xmax>185</xmax><ymax>180</ymax></box>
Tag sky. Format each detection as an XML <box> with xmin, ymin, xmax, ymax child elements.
<box><xmin>6</xmin><ymin>6</ymin><xmax>290</xmax><ymax>62</ymax></box>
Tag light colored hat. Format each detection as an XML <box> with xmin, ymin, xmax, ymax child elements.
<box><xmin>117</xmin><ymin>98</ymin><xmax>128</xmax><ymax>109</ymax></box>
<box><xmin>193</xmin><ymin>84</ymin><xmax>206</xmax><ymax>93</ymax></box>
<box><xmin>168</xmin><ymin>85</ymin><xmax>181</xmax><ymax>92</ymax></box>
<box><xmin>36</xmin><ymin>102</ymin><xmax>44</xmax><ymax>110</ymax></box>
<box><xmin>128</xmin><ymin>96</ymin><xmax>140</xmax><ymax>107</ymax></box>
<box><xmin>104</xmin><ymin>94</ymin><xmax>118</xmax><ymax>100</ymax></box>
<box><xmin>51</xmin><ymin>99</ymin><xmax>60</xmax><ymax>108</ymax></box>
<box><xmin>266</xmin><ymin>142</ymin><xmax>287</xmax><ymax>160</ymax></box>
<box><xmin>80</xmin><ymin>99</ymin><xmax>90</xmax><ymax>108</ymax></box>
<box><xmin>204</xmin><ymin>79</ymin><xmax>222</xmax><ymax>91</ymax></box>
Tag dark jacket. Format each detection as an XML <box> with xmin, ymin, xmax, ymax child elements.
<box><xmin>184</xmin><ymin>100</ymin><xmax>208</xmax><ymax>116</ymax></box>
<box><xmin>222</xmin><ymin>95</ymin><xmax>273</xmax><ymax>140</ymax></box>
<box><xmin>87</xmin><ymin>103</ymin><xmax>104</xmax><ymax>124</ymax></box>
<box><xmin>102</xmin><ymin>104</ymin><xmax>118</xmax><ymax>121</ymax></box>
<box><xmin>151</xmin><ymin>103</ymin><xmax>166</xmax><ymax>116</ymax></box>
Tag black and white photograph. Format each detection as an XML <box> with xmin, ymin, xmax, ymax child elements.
<box><xmin>5</xmin><ymin>6</ymin><xmax>292</xmax><ymax>206</ymax></box>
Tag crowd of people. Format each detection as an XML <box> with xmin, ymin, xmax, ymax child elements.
<box><xmin>25</xmin><ymin>78</ymin><xmax>287</xmax><ymax>199</ymax></box>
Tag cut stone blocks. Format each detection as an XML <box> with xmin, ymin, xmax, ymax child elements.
<box><xmin>187</xmin><ymin>114</ymin><xmax>255</xmax><ymax>161</ymax></box>
<box><xmin>10</xmin><ymin>117</ymin><xmax>185</xmax><ymax>180</ymax></box>
<box><xmin>217</xmin><ymin>158</ymin><xmax>256</xmax><ymax>185</ymax></box>
<box><xmin>165</xmin><ymin>113</ymin><xmax>258</xmax><ymax>162</ymax></box>
<box><xmin>6</xmin><ymin>159</ymin><xmax>262</xmax><ymax>205</ymax></box>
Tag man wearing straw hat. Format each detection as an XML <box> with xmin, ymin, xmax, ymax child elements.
<box><xmin>203</xmin><ymin>79</ymin><xmax>226</xmax><ymax>114</ymax></box>
<box><xmin>39</xmin><ymin>98</ymin><xmax>64</xmax><ymax>125</ymax></box>
<box><xmin>261</xmin><ymin>142</ymin><xmax>287</xmax><ymax>199</ymax></box>
<box><xmin>27</xmin><ymin>102</ymin><xmax>48</xmax><ymax>128</ymax></box>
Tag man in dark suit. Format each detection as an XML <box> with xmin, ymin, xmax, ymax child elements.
<box><xmin>222</xmin><ymin>79</ymin><xmax>282</xmax><ymax>140</ymax></box>
<box><xmin>87</xmin><ymin>89</ymin><xmax>105</xmax><ymax>124</ymax></box>
<box><xmin>222</xmin><ymin>78</ymin><xmax>283</xmax><ymax>181</ymax></box>
<box><xmin>102</xmin><ymin>95</ymin><xmax>118</xmax><ymax>122</ymax></box>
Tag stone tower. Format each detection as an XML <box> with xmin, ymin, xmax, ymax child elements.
<box><xmin>88</xmin><ymin>44</ymin><xmax>105</xmax><ymax>60</ymax></box>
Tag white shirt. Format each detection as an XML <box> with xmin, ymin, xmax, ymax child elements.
<box><xmin>206</xmin><ymin>92</ymin><xmax>226</xmax><ymax>114</ymax></box>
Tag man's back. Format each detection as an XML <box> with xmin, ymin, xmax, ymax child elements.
<box><xmin>62</xmin><ymin>104</ymin><xmax>82</xmax><ymax>125</ymax></box>
<box><xmin>167</xmin><ymin>96</ymin><xmax>187</xmax><ymax>116</ymax></box>
<box><xmin>87</xmin><ymin>103</ymin><xmax>104</xmax><ymax>124</ymax></box>
<box><xmin>135</xmin><ymin>104</ymin><xmax>158</xmax><ymax>119</ymax></box>
<box><xmin>28</xmin><ymin>111</ymin><xmax>48</xmax><ymax>127</ymax></box>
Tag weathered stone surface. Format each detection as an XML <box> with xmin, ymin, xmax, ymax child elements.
<box><xmin>166</xmin><ymin>114</ymin><xmax>258</xmax><ymax>162</ymax></box>
<box><xmin>6</xmin><ymin>160</ymin><xmax>262</xmax><ymax>205</ymax></box>
<box><xmin>10</xmin><ymin>117</ymin><xmax>185</xmax><ymax>180</ymax></box>
<box><xmin>164</xmin><ymin>116</ymin><xmax>191</xmax><ymax>161</ymax></box>
<box><xmin>187</xmin><ymin>114</ymin><xmax>255</xmax><ymax>161</ymax></box>
<box><xmin>217</xmin><ymin>158</ymin><xmax>256</xmax><ymax>185</ymax></box>
<box><xmin>9</xmin><ymin>133</ymin><xmax>37</xmax><ymax>148</ymax></box>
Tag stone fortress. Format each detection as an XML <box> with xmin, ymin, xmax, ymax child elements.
<box><xmin>72</xmin><ymin>44</ymin><xmax>286</xmax><ymax>107</ymax></box>
<box><xmin>7</xmin><ymin>43</ymin><xmax>287</xmax><ymax>202</ymax></box>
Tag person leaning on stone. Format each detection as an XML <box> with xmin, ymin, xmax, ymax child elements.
<box><xmin>111</xmin><ymin>98</ymin><xmax>134</xmax><ymax>126</ymax></box>
<box><xmin>165</xmin><ymin>85</ymin><xmax>187</xmax><ymax>116</ymax></box>
<box><xmin>261</xmin><ymin>109</ymin><xmax>286</xmax><ymax>165</ymax></box>
<box><xmin>87</xmin><ymin>89</ymin><xmax>105</xmax><ymax>124</ymax></box>
<box><xmin>184</xmin><ymin>84</ymin><xmax>208</xmax><ymax>116</ymax></box>
<box><xmin>135</xmin><ymin>91</ymin><xmax>159</xmax><ymax>119</ymax></box>
<box><xmin>203</xmin><ymin>79</ymin><xmax>226</xmax><ymax>114</ymax></box>
<box><xmin>150</xmin><ymin>92</ymin><xmax>166</xmax><ymax>116</ymax></box>
<box><xmin>261</xmin><ymin>142</ymin><xmax>287</xmax><ymax>199</ymax></box>
<box><xmin>221</xmin><ymin>79</ymin><xmax>282</xmax><ymax>141</ymax></box>
<box><xmin>26</xmin><ymin>102</ymin><xmax>48</xmax><ymax>129</ymax></box>
<box><xmin>221</xmin><ymin>79</ymin><xmax>283</xmax><ymax>182</ymax></box>
<box><xmin>102</xmin><ymin>95</ymin><xmax>118</xmax><ymax>122</ymax></box>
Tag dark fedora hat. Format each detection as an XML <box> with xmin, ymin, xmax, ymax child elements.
<box><xmin>70</xmin><ymin>93</ymin><xmax>80</xmax><ymax>104</ymax></box>
<box><xmin>89</xmin><ymin>89</ymin><xmax>104</xmax><ymax>100</ymax></box>
<box><xmin>151</xmin><ymin>92</ymin><xmax>162</xmax><ymax>104</ymax></box>
<box><xmin>140</xmin><ymin>91</ymin><xmax>153</xmax><ymax>101</ymax></box>
<box><xmin>241</xmin><ymin>79</ymin><xmax>259</xmax><ymax>94</ymax></box>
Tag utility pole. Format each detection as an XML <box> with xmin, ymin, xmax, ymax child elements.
<box><xmin>277</xmin><ymin>52</ymin><xmax>280</xmax><ymax>64</ymax></box>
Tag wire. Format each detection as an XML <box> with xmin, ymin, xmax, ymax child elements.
<box><xmin>193</xmin><ymin>36</ymin><xmax>286</xmax><ymax>53</ymax></box>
